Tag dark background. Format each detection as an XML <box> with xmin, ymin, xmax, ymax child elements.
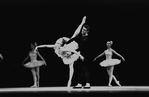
<box><xmin>0</xmin><ymin>0</ymin><xmax>148</xmax><ymax>88</ymax></box>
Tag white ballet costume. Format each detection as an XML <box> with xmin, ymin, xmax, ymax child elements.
<box><xmin>100</xmin><ymin>49</ymin><xmax>121</xmax><ymax>67</ymax></box>
<box><xmin>24</xmin><ymin>52</ymin><xmax>45</xmax><ymax>68</ymax></box>
<box><xmin>24</xmin><ymin>60</ymin><xmax>45</xmax><ymax>68</ymax></box>
<box><xmin>54</xmin><ymin>37</ymin><xmax>80</xmax><ymax>65</ymax></box>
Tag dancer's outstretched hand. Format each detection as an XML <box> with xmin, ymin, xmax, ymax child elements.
<box><xmin>80</xmin><ymin>56</ymin><xmax>84</xmax><ymax>61</ymax></box>
<box><xmin>44</xmin><ymin>62</ymin><xmax>47</xmax><ymax>66</ymax></box>
<box><xmin>122</xmin><ymin>57</ymin><xmax>125</xmax><ymax>61</ymax></box>
<box><xmin>93</xmin><ymin>58</ymin><xmax>97</xmax><ymax>61</ymax></box>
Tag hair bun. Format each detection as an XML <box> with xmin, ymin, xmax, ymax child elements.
<box><xmin>107</xmin><ymin>41</ymin><xmax>113</xmax><ymax>44</ymax></box>
<box><xmin>110</xmin><ymin>41</ymin><xmax>113</xmax><ymax>44</ymax></box>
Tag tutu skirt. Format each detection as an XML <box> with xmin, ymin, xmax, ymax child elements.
<box><xmin>100</xmin><ymin>59</ymin><xmax>121</xmax><ymax>67</ymax></box>
<box><xmin>24</xmin><ymin>60</ymin><xmax>45</xmax><ymax>68</ymax></box>
<box><xmin>54</xmin><ymin>37</ymin><xmax>80</xmax><ymax>65</ymax></box>
<box><xmin>62</xmin><ymin>54</ymin><xmax>79</xmax><ymax>65</ymax></box>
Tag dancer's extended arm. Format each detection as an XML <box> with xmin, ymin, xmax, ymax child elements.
<box><xmin>70</xmin><ymin>16</ymin><xmax>86</xmax><ymax>39</ymax></box>
<box><xmin>22</xmin><ymin>55</ymin><xmax>29</xmax><ymax>65</ymax></box>
<box><xmin>0</xmin><ymin>54</ymin><xmax>3</xmax><ymax>59</ymax></box>
<box><xmin>112</xmin><ymin>49</ymin><xmax>125</xmax><ymax>61</ymax></box>
<box><xmin>35</xmin><ymin>44</ymin><xmax>55</xmax><ymax>50</ymax></box>
<box><xmin>93</xmin><ymin>51</ymin><xmax>105</xmax><ymax>61</ymax></box>
<box><xmin>37</xmin><ymin>51</ymin><xmax>47</xmax><ymax>66</ymax></box>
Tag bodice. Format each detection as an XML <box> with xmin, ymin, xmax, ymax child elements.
<box><xmin>29</xmin><ymin>51</ymin><xmax>37</xmax><ymax>61</ymax></box>
<box><xmin>105</xmin><ymin>49</ymin><xmax>112</xmax><ymax>59</ymax></box>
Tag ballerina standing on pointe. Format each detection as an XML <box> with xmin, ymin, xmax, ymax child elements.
<box><xmin>94</xmin><ymin>41</ymin><xmax>125</xmax><ymax>86</ymax></box>
<box><xmin>35</xmin><ymin>37</ymin><xmax>84</xmax><ymax>87</ymax></box>
<box><xmin>22</xmin><ymin>42</ymin><xmax>47</xmax><ymax>88</ymax></box>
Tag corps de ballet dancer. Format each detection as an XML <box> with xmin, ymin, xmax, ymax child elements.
<box><xmin>22</xmin><ymin>42</ymin><xmax>47</xmax><ymax>88</ymax></box>
<box><xmin>35</xmin><ymin>37</ymin><xmax>84</xmax><ymax>88</ymax></box>
<box><xmin>94</xmin><ymin>41</ymin><xmax>125</xmax><ymax>86</ymax></box>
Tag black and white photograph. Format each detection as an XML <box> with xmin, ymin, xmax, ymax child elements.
<box><xmin>0</xmin><ymin>0</ymin><xmax>149</xmax><ymax>96</ymax></box>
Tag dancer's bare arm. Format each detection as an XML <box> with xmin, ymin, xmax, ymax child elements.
<box><xmin>112</xmin><ymin>49</ymin><xmax>125</xmax><ymax>61</ymax></box>
<box><xmin>93</xmin><ymin>51</ymin><xmax>105</xmax><ymax>61</ymax></box>
<box><xmin>37</xmin><ymin>52</ymin><xmax>47</xmax><ymax>66</ymax></box>
<box><xmin>22</xmin><ymin>55</ymin><xmax>29</xmax><ymax>65</ymax></box>
<box><xmin>35</xmin><ymin>44</ymin><xmax>55</xmax><ymax>50</ymax></box>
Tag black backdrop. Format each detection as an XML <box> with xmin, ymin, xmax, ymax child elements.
<box><xmin>0</xmin><ymin>0</ymin><xmax>148</xmax><ymax>88</ymax></box>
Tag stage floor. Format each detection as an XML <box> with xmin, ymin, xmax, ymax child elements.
<box><xmin>0</xmin><ymin>86</ymin><xmax>149</xmax><ymax>92</ymax></box>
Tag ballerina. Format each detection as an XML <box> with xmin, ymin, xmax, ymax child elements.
<box><xmin>35</xmin><ymin>37</ymin><xmax>84</xmax><ymax>87</ymax></box>
<box><xmin>94</xmin><ymin>41</ymin><xmax>125</xmax><ymax>86</ymax></box>
<box><xmin>22</xmin><ymin>42</ymin><xmax>47</xmax><ymax>88</ymax></box>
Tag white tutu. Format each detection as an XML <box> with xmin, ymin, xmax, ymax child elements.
<box><xmin>54</xmin><ymin>37</ymin><xmax>79</xmax><ymax>65</ymax></box>
<box><xmin>61</xmin><ymin>51</ymin><xmax>79</xmax><ymax>65</ymax></box>
<box><xmin>63</xmin><ymin>41</ymin><xmax>78</xmax><ymax>51</ymax></box>
<box><xmin>100</xmin><ymin>59</ymin><xmax>121</xmax><ymax>67</ymax></box>
<box><xmin>24</xmin><ymin>60</ymin><xmax>45</xmax><ymax>68</ymax></box>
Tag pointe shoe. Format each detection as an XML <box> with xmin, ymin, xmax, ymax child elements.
<box><xmin>83</xmin><ymin>83</ymin><xmax>90</xmax><ymax>89</ymax></box>
<box><xmin>67</xmin><ymin>85</ymin><xmax>71</xmax><ymax>88</ymax></box>
<box><xmin>116</xmin><ymin>81</ymin><xmax>121</xmax><ymax>86</ymax></box>
<box><xmin>108</xmin><ymin>84</ymin><xmax>112</xmax><ymax>87</ymax></box>
<box><xmin>67</xmin><ymin>82</ymin><xmax>71</xmax><ymax>88</ymax></box>
<box><xmin>73</xmin><ymin>83</ymin><xmax>82</xmax><ymax>88</ymax></box>
<box><xmin>31</xmin><ymin>84</ymin><xmax>37</xmax><ymax>88</ymax></box>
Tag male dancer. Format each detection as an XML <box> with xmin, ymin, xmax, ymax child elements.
<box><xmin>66</xmin><ymin>16</ymin><xmax>90</xmax><ymax>88</ymax></box>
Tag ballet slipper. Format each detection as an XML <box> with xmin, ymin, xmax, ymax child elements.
<box><xmin>116</xmin><ymin>81</ymin><xmax>121</xmax><ymax>86</ymax></box>
<box><xmin>31</xmin><ymin>84</ymin><xmax>37</xmax><ymax>88</ymax></box>
<box><xmin>108</xmin><ymin>84</ymin><xmax>112</xmax><ymax>87</ymax></box>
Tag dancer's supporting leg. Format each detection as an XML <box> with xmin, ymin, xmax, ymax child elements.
<box><xmin>36</xmin><ymin>67</ymin><xmax>40</xmax><ymax>87</ymax></box>
<box><xmin>31</xmin><ymin>68</ymin><xmax>37</xmax><ymax>87</ymax></box>
<box><xmin>106</xmin><ymin>66</ymin><xmax>113</xmax><ymax>86</ymax></box>
<box><xmin>67</xmin><ymin>62</ymin><xmax>74</xmax><ymax>87</ymax></box>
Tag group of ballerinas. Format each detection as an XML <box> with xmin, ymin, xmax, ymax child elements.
<box><xmin>21</xmin><ymin>16</ymin><xmax>125</xmax><ymax>88</ymax></box>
